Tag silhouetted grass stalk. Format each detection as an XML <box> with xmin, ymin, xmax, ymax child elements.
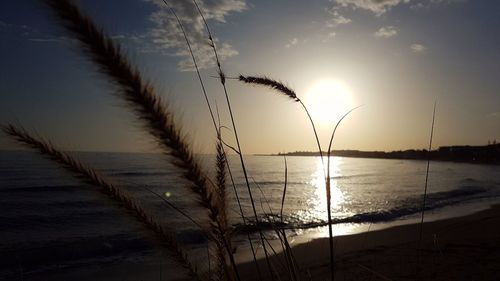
<box><xmin>160</xmin><ymin>2</ymin><xmax>242</xmax><ymax>279</ymax></box>
<box><xmin>238</xmin><ymin>75</ymin><xmax>362</xmax><ymax>281</ymax></box>
<box><xmin>2</xmin><ymin>124</ymin><xmax>201</xmax><ymax>280</ymax></box>
<box><xmin>41</xmin><ymin>0</ymin><xmax>221</xmax><ymax>228</ymax></box>
<box><xmin>279</xmin><ymin>157</ymin><xmax>300</xmax><ymax>281</ymax></box>
<box><xmin>220</xmin><ymin>124</ymin><xmax>263</xmax><ymax>280</ymax></box>
<box><xmin>214</xmin><ymin>134</ymin><xmax>241</xmax><ymax>281</ymax></box>
<box><xmin>238</xmin><ymin>75</ymin><xmax>326</xmax><ymax>174</ymax></box>
<box><xmin>325</xmin><ymin>106</ymin><xmax>361</xmax><ymax>280</ymax></box>
<box><xmin>160</xmin><ymin>0</ymin><xmax>217</xmax><ymax>130</ymax></box>
<box><xmin>191</xmin><ymin>1</ymin><xmax>275</xmax><ymax>278</ymax></box>
<box><xmin>21</xmin><ymin>1</ymin><xmax>373</xmax><ymax>280</ymax></box>
<box><xmin>280</xmin><ymin>156</ymin><xmax>288</xmax><ymax>221</ymax></box>
<box><xmin>417</xmin><ymin>101</ymin><xmax>437</xmax><ymax>276</ymax></box>
<box><xmin>216</xmin><ymin>105</ymin><xmax>262</xmax><ymax>280</ymax></box>
<box><xmin>41</xmin><ymin>1</ymin><xmax>232</xmax><ymax>279</ymax></box>
<box><xmin>238</xmin><ymin>74</ymin><xmax>335</xmax><ymax>279</ymax></box>
<box><xmin>163</xmin><ymin>0</ymin><xmax>262</xmax><ymax>278</ymax></box>
<box><xmin>253</xmin><ymin>178</ymin><xmax>300</xmax><ymax>281</ymax></box>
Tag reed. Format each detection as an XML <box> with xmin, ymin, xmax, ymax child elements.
<box><xmin>238</xmin><ymin>74</ymin><xmax>332</xmax><ymax>279</ymax></box>
<box><xmin>160</xmin><ymin>0</ymin><xmax>217</xmax><ymax>131</ymax></box>
<box><xmin>216</xmin><ymin>135</ymin><xmax>228</xmax><ymax>229</ymax></box>
<box><xmin>191</xmin><ymin>1</ymin><xmax>276</xmax><ymax>278</ymax></box>
<box><xmin>252</xmin><ymin>177</ymin><xmax>299</xmax><ymax>281</ymax></box>
<box><xmin>239</xmin><ymin>74</ymin><xmax>360</xmax><ymax>281</ymax></box>
<box><xmin>213</xmin><ymin>134</ymin><xmax>231</xmax><ymax>280</ymax></box>
<box><xmin>36</xmin><ymin>0</ymin><xmax>239</xmax><ymax>279</ymax></box>
<box><xmin>5</xmin><ymin>1</ymin><xmax>364</xmax><ymax>280</ymax></box>
<box><xmin>417</xmin><ymin>101</ymin><xmax>437</xmax><ymax>277</ymax></box>
<box><xmin>41</xmin><ymin>0</ymin><xmax>217</xmax><ymax>215</ymax></box>
<box><xmin>239</xmin><ymin>76</ymin><xmax>299</xmax><ymax>102</ymax></box>
<box><xmin>2</xmin><ymin>124</ymin><xmax>201</xmax><ymax>280</ymax></box>
<box><xmin>324</xmin><ymin>106</ymin><xmax>361</xmax><ymax>280</ymax></box>
<box><xmin>161</xmin><ymin>1</ymin><xmax>243</xmax><ymax>277</ymax></box>
<box><xmin>161</xmin><ymin>0</ymin><xmax>255</xmax><ymax>278</ymax></box>
<box><xmin>279</xmin><ymin>157</ymin><xmax>300</xmax><ymax>281</ymax></box>
<box><xmin>238</xmin><ymin>75</ymin><xmax>326</xmax><ymax>173</ymax></box>
<box><xmin>283</xmin><ymin>158</ymin><xmax>301</xmax><ymax>280</ymax></box>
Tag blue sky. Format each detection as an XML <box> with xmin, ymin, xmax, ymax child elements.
<box><xmin>1</xmin><ymin>0</ymin><xmax>499</xmax><ymax>153</ymax></box>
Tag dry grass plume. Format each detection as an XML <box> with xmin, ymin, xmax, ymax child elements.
<box><xmin>2</xmin><ymin>124</ymin><xmax>201</xmax><ymax>280</ymax></box>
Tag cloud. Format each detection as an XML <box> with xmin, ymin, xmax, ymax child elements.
<box><xmin>325</xmin><ymin>7</ymin><xmax>352</xmax><ymax>29</ymax></box>
<box><xmin>322</xmin><ymin>32</ymin><xmax>337</xmax><ymax>43</ymax></box>
<box><xmin>0</xmin><ymin>20</ymin><xmax>35</xmax><ymax>34</ymax></box>
<box><xmin>285</xmin><ymin>38</ymin><xmax>299</xmax><ymax>48</ymax></box>
<box><xmin>0</xmin><ymin>20</ymin><xmax>10</xmax><ymax>28</ymax></box>
<box><xmin>411</xmin><ymin>0</ymin><xmax>466</xmax><ymax>9</ymax></box>
<box><xmin>112</xmin><ymin>34</ymin><xmax>148</xmax><ymax>44</ymax></box>
<box><xmin>28</xmin><ymin>37</ymin><xmax>66</xmax><ymax>43</ymax></box>
<box><xmin>429</xmin><ymin>0</ymin><xmax>466</xmax><ymax>4</ymax></box>
<box><xmin>411</xmin><ymin>43</ymin><xmax>427</xmax><ymax>52</ymax></box>
<box><xmin>490</xmin><ymin>112</ymin><xmax>500</xmax><ymax>118</ymax></box>
<box><xmin>323</xmin><ymin>6</ymin><xmax>351</xmax><ymax>41</ymax></box>
<box><xmin>145</xmin><ymin>0</ymin><xmax>247</xmax><ymax>72</ymax></box>
<box><xmin>332</xmin><ymin>0</ymin><xmax>410</xmax><ymax>16</ymax></box>
<box><xmin>374</xmin><ymin>26</ymin><xmax>398</xmax><ymax>38</ymax></box>
<box><xmin>0</xmin><ymin>20</ymin><xmax>75</xmax><ymax>44</ymax></box>
<box><xmin>410</xmin><ymin>2</ymin><xmax>426</xmax><ymax>9</ymax></box>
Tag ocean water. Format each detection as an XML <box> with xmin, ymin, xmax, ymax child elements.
<box><xmin>1</xmin><ymin>150</ymin><xmax>499</xmax><ymax>279</ymax></box>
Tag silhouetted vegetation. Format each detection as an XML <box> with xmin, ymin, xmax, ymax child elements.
<box><xmin>274</xmin><ymin>144</ymin><xmax>500</xmax><ymax>165</ymax></box>
<box><xmin>3</xmin><ymin>1</ymin><xmax>498</xmax><ymax>280</ymax></box>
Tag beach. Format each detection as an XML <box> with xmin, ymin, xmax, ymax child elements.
<box><xmin>23</xmin><ymin>203</ymin><xmax>500</xmax><ymax>281</ymax></box>
<box><xmin>238</xmin><ymin>204</ymin><xmax>500</xmax><ymax>280</ymax></box>
<box><xmin>2</xmin><ymin>152</ymin><xmax>499</xmax><ymax>280</ymax></box>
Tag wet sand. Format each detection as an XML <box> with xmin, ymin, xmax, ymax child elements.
<box><xmin>20</xmin><ymin>205</ymin><xmax>500</xmax><ymax>280</ymax></box>
<box><xmin>238</xmin><ymin>204</ymin><xmax>500</xmax><ymax>280</ymax></box>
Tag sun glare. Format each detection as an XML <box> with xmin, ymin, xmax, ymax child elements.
<box><xmin>306</xmin><ymin>79</ymin><xmax>353</xmax><ymax>125</ymax></box>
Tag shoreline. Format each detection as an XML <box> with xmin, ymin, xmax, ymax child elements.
<box><xmin>255</xmin><ymin>143</ymin><xmax>500</xmax><ymax>165</ymax></box>
<box><xmin>238</xmin><ymin>203</ymin><xmax>500</xmax><ymax>280</ymax></box>
<box><xmin>13</xmin><ymin>203</ymin><xmax>500</xmax><ymax>281</ymax></box>
<box><xmin>254</xmin><ymin>153</ymin><xmax>500</xmax><ymax>166</ymax></box>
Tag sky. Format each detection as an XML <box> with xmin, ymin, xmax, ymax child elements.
<box><xmin>1</xmin><ymin>0</ymin><xmax>499</xmax><ymax>154</ymax></box>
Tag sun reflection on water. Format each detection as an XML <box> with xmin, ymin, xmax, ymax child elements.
<box><xmin>309</xmin><ymin>157</ymin><xmax>345</xmax><ymax>221</ymax></box>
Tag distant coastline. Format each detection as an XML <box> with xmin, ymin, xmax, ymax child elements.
<box><xmin>259</xmin><ymin>144</ymin><xmax>500</xmax><ymax>165</ymax></box>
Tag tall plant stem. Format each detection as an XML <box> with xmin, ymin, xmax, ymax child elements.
<box><xmin>325</xmin><ymin>106</ymin><xmax>361</xmax><ymax>281</ymax></box>
<box><xmin>161</xmin><ymin>2</ymin><xmax>241</xmax><ymax>280</ymax></box>
<box><xmin>280</xmin><ymin>156</ymin><xmax>288</xmax><ymax>221</ymax></box>
<box><xmin>163</xmin><ymin>1</ymin><xmax>260</xmax><ymax>277</ymax></box>
<box><xmin>239</xmin><ymin>74</ymin><xmax>357</xmax><ymax>280</ymax></box>
<box><xmin>165</xmin><ymin>0</ymin><xmax>261</xmax><ymax>276</ymax></box>
<box><xmin>298</xmin><ymin>100</ymin><xmax>325</xmax><ymax>174</ymax></box>
<box><xmin>191</xmin><ymin>0</ymin><xmax>275</xmax><ymax>278</ymax></box>
<box><xmin>161</xmin><ymin>0</ymin><xmax>217</xmax><ymax>131</ymax></box>
<box><xmin>417</xmin><ymin>101</ymin><xmax>437</xmax><ymax>276</ymax></box>
<box><xmin>221</xmin><ymin>84</ymin><xmax>274</xmax><ymax>279</ymax></box>
<box><xmin>41</xmin><ymin>1</ymin><xmax>227</xmax><ymax>279</ymax></box>
<box><xmin>223</xmin><ymin>134</ymin><xmax>263</xmax><ymax>280</ymax></box>
<box><xmin>3</xmin><ymin>124</ymin><xmax>201</xmax><ymax>280</ymax></box>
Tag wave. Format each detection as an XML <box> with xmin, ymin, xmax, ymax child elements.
<box><xmin>111</xmin><ymin>171</ymin><xmax>169</xmax><ymax>177</ymax></box>
<box><xmin>233</xmin><ymin>185</ymin><xmax>492</xmax><ymax>233</ymax></box>
<box><xmin>242</xmin><ymin>174</ymin><xmax>375</xmax><ymax>187</ymax></box>
<box><xmin>243</xmin><ymin>180</ymin><xmax>305</xmax><ymax>186</ymax></box>
<box><xmin>0</xmin><ymin>185</ymin><xmax>82</xmax><ymax>193</ymax></box>
<box><xmin>0</xmin><ymin>234</ymin><xmax>151</xmax><ymax>276</ymax></box>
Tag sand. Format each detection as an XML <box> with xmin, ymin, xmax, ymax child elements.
<box><xmin>238</xmin><ymin>204</ymin><xmax>500</xmax><ymax>280</ymax></box>
<box><xmin>21</xmin><ymin>205</ymin><xmax>500</xmax><ymax>280</ymax></box>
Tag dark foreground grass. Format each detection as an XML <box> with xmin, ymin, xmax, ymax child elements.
<box><xmin>3</xmin><ymin>1</ymin><xmax>440</xmax><ymax>281</ymax></box>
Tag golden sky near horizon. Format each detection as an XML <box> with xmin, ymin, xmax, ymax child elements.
<box><xmin>1</xmin><ymin>0</ymin><xmax>499</xmax><ymax>154</ymax></box>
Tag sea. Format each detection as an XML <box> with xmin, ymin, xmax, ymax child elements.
<box><xmin>1</xmin><ymin>150</ymin><xmax>499</xmax><ymax>280</ymax></box>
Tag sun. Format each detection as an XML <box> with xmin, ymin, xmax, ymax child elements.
<box><xmin>305</xmin><ymin>79</ymin><xmax>353</xmax><ymax>125</ymax></box>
